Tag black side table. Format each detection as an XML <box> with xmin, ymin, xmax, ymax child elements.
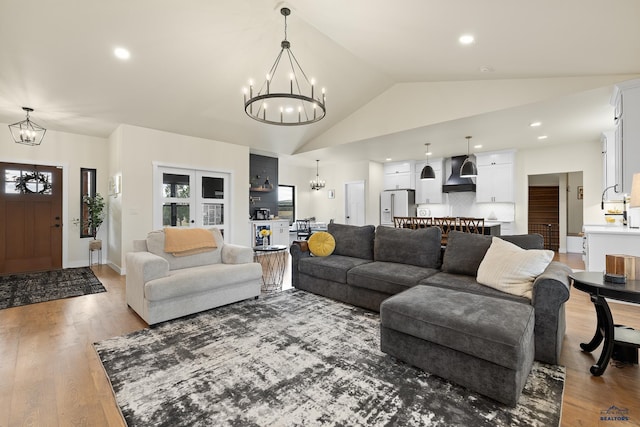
<box><xmin>253</xmin><ymin>245</ymin><xmax>288</xmax><ymax>292</ymax></box>
<box><xmin>570</xmin><ymin>271</ymin><xmax>640</xmax><ymax>376</ymax></box>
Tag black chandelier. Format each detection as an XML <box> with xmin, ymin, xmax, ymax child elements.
<box><xmin>310</xmin><ymin>160</ymin><xmax>325</xmax><ymax>191</ymax></box>
<box><xmin>8</xmin><ymin>107</ymin><xmax>46</xmax><ymax>146</ymax></box>
<box><xmin>243</xmin><ymin>7</ymin><xmax>326</xmax><ymax>126</ymax></box>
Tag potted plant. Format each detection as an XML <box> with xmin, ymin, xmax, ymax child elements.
<box><xmin>84</xmin><ymin>193</ymin><xmax>106</xmax><ymax>242</ymax></box>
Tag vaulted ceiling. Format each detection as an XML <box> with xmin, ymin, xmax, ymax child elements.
<box><xmin>0</xmin><ymin>0</ymin><xmax>638</xmax><ymax>164</ymax></box>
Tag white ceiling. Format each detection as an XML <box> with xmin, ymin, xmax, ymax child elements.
<box><xmin>0</xmin><ymin>0</ymin><xmax>639</xmax><ymax>165</ymax></box>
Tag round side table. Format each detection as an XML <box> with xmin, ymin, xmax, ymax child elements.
<box><xmin>253</xmin><ymin>245</ymin><xmax>288</xmax><ymax>292</ymax></box>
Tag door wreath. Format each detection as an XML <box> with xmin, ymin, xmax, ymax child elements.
<box><xmin>15</xmin><ymin>171</ymin><xmax>52</xmax><ymax>194</ymax></box>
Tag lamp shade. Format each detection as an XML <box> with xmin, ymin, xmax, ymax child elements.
<box><xmin>460</xmin><ymin>158</ymin><xmax>478</xmax><ymax>178</ymax></box>
<box><xmin>420</xmin><ymin>164</ymin><xmax>436</xmax><ymax>180</ymax></box>
<box><xmin>630</xmin><ymin>173</ymin><xmax>640</xmax><ymax>207</ymax></box>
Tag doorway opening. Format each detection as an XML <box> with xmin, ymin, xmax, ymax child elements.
<box><xmin>528</xmin><ymin>172</ymin><xmax>583</xmax><ymax>253</ymax></box>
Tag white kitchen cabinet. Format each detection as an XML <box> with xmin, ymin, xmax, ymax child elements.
<box><xmin>601</xmin><ymin>130</ymin><xmax>620</xmax><ymax>195</ymax></box>
<box><xmin>475</xmin><ymin>150</ymin><xmax>515</xmax><ymax>203</ymax></box>
<box><xmin>250</xmin><ymin>219</ymin><xmax>289</xmax><ymax>247</ymax></box>
<box><xmin>414</xmin><ymin>158</ymin><xmax>443</xmax><ymax>204</ymax></box>
<box><xmin>583</xmin><ymin>225</ymin><xmax>640</xmax><ymax>271</ymax></box>
<box><xmin>611</xmin><ymin>79</ymin><xmax>640</xmax><ymax>194</ymax></box>
<box><xmin>383</xmin><ymin>161</ymin><xmax>414</xmax><ymax>190</ymax></box>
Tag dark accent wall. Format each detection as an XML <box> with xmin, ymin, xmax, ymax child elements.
<box><xmin>249</xmin><ymin>154</ymin><xmax>278</xmax><ymax>218</ymax></box>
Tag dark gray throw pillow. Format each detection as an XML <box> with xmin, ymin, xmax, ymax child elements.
<box><xmin>374</xmin><ymin>225</ymin><xmax>442</xmax><ymax>268</ymax></box>
<box><xmin>328</xmin><ymin>223</ymin><xmax>376</xmax><ymax>260</ymax></box>
<box><xmin>441</xmin><ymin>231</ymin><xmax>492</xmax><ymax>276</ymax></box>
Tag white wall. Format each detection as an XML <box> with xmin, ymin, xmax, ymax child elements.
<box><xmin>515</xmin><ymin>141</ymin><xmax>602</xmax><ymax>238</ymax></box>
<box><xmin>114</xmin><ymin>125</ymin><xmax>251</xmax><ymax>273</ymax></box>
<box><xmin>279</xmin><ymin>159</ymin><xmax>383</xmax><ymax>226</ymax></box>
<box><xmin>567</xmin><ymin>172</ymin><xmax>584</xmax><ymax>234</ymax></box>
<box><xmin>277</xmin><ymin>161</ymin><xmax>315</xmax><ymax>221</ymax></box>
<box><xmin>0</xmin><ymin>123</ymin><xmax>110</xmax><ymax>267</ymax></box>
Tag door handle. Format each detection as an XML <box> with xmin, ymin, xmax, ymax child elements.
<box><xmin>53</xmin><ymin>224</ymin><xmax>60</xmax><ymax>228</ymax></box>
<box><xmin>191</xmin><ymin>219</ymin><xmax>195</xmax><ymax>223</ymax></box>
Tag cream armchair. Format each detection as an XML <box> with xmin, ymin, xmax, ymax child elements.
<box><xmin>126</xmin><ymin>228</ymin><xmax>262</xmax><ymax>324</ymax></box>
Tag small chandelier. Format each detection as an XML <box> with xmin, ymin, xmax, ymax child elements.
<box><xmin>420</xmin><ymin>142</ymin><xmax>436</xmax><ymax>180</ymax></box>
<box><xmin>310</xmin><ymin>160</ymin><xmax>325</xmax><ymax>191</ymax></box>
<box><xmin>243</xmin><ymin>7</ymin><xmax>326</xmax><ymax>126</ymax></box>
<box><xmin>460</xmin><ymin>136</ymin><xmax>478</xmax><ymax>178</ymax></box>
<box><xmin>9</xmin><ymin>107</ymin><xmax>46</xmax><ymax>146</ymax></box>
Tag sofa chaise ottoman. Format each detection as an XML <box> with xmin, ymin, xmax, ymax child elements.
<box><xmin>380</xmin><ymin>285</ymin><xmax>535</xmax><ymax>406</ymax></box>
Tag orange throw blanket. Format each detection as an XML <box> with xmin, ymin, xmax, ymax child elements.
<box><xmin>164</xmin><ymin>228</ymin><xmax>217</xmax><ymax>256</ymax></box>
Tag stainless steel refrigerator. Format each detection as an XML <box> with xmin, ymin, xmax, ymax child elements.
<box><xmin>380</xmin><ymin>189</ymin><xmax>416</xmax><ymax>226</ymax></box>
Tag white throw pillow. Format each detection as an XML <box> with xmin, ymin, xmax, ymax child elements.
<box><xmin>477</xmin><ymin>237</ymin><xmax>553</xmax><ymax>299</ymax></box>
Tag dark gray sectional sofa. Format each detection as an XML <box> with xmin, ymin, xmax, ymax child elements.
<box><xmin>290</xmin><ymin>223</ymin><xmax>572</xmax><ymax>365</ymax></box>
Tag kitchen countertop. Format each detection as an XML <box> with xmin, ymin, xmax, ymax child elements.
<box><xmin>583</xmin><ymin>224</ymin><xmax>640</xmax><ymax>235</ymax></box>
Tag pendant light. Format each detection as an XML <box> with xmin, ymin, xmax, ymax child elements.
<box><xmin>420</xmin><ymin>143</ymin><xmax>436</xmax><ymax>180</ymax></box>
<box><xmin>9</xmin><ymin>107</ymin><xmax>46</xmax><ymax>146</ymax></box>
<box><xmin>460</xmin><ymin>136</ymin><xmax>477</xmax><ymax>178</ymax></box>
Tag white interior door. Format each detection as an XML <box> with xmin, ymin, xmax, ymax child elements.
<box><xmin>345</xmin><ymin>181</ymin><xmax>365</xmax><ymax>225</ymax></box>
<box><xmin>195</xmin><ymin>171</ymin><xmax>230</xmax><ymax>237</ymax></box>
<box><xmin>155</xmin><ymin>166</ymin><xmax>231</xmax><ymax>238</ymax></box>
<box><xmin>157</xmin><ymin>167</ymin><xmax>196</xmax><ymax>228</ymax></box>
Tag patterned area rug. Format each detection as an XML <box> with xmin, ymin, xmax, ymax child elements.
<box><xmin>95</xmin><ymin>290</ymin><xmax>565</xmax><ymax>427</ymax></box>
<box><xmin>0</xmin><ymin>267</ymin><xmax>106</xmax><ymax>309</ymax></box>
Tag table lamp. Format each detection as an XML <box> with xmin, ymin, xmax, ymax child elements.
<box><xmin>629</xmin><ymin>173</ymin><xmax>640</xmax><ymax>228</ymax></box>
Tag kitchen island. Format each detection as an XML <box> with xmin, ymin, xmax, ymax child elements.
<box><xmin>582</xmin><ymin>225</ymin><xmax>640</xmax><ymax>271</ymax></box>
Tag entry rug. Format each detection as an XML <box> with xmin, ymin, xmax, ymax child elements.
<box><xmin>95</xmin><ymin>290</ymin><xmax>565</xmax><ymax>427</ymax></box>
<box><xmin>0</xmin><ymin>267</ymin><xmax>106</xmax><ymax>309</ymax></box>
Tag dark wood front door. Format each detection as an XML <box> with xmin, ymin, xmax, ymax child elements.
<box><xmin>0</xmin><ymin>162</ymin><xmax>63</xmax><ymax>274</ymax></box>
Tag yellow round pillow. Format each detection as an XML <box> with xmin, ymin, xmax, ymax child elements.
<box><xmin>308</xmin><ymin>231</ymin><xmax>336</xmax><ymax>257</ymax></box>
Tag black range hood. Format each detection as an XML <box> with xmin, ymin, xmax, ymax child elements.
<box><xmin>442</xmin><ymin>155</ymin><xmax>476</xmax><ymax>193</ymax></box>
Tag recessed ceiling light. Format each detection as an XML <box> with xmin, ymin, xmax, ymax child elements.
<box><xmin>479</xmin><ymin>65</ymin><xmax>494</xmax><ymax>73</ymax></box>
<box><xmin>474</xmin><ymin>144</ymin><xmax>482</xmax><ymax>149</ymax></box>
<box><xmin>459</xmin><ymin>34</ymin><xmax>475</xmax><ymax>45</ymax></box>
<box><xmin>537</xmin><ymin>135</ymin><xmax>548</xmax><ymax>140</ymax></box>
<box><xmin>114</xmin><ymin>47</ymin><xmax>131</xmax><ymax>60</ymax></box>
<box><xmin>530</xmin><ymin>121</ymin><xmax>542</xmax><ymax>127</ymax></box>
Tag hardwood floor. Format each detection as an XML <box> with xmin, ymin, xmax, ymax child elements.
<box><xmin>1</xmin><ymin>254</ymin><xmax>638</xmax><ymax>426</ymax></box>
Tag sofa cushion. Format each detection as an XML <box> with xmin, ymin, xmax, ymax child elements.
<box><xmin>380</xmin><ymin>285</ymin><xmax>535</xmax><ymax>370</ymax></box>
<box><xmin>328</xmin><ymin>223</ymin><xmax>375</xmax><ymax>260</ymax></box>
<box><xmin>374</xmin><ymin>226</ymin><xmax>441</xmax><ymax>268</ymax></box>
<box><xmin>501</xmin><ymin>233</ymin><xmax>544</xmax><ymax>250</ymax></box>
<box><xmin>308</xmin><ymin>231</ymin><xmax>336</xmax><ymax>257</ymax></box>
<box><xmin>419</xmin><ymin>272</ymin><xmax>529</xmax><ymax>304</ymax></box>
<box><xmin>146</xmin><ymin>228</ymin><xmax>223</xmax><ymax>271</ymax></box>
<box><xmin>298</xmin><ymin>255</ymin><xmax>372</xmax><ymax>284</ymax></box>
<box><xmin>144</xmin><ymin>262</ymin><xmax>262</xmax><ymax>302</ymax></box>
<box><xmin>348</xmin><ymin>261</ymin><xmax>439</xmax><ymax>295</ymax></box>
<box><xmin>477</xmin><ymin>237</ymin><xmax>553</xmax><ymax>299</ymax></box>
<box><xmin>441</xmin><ymin>231</ymin><xmax>492</xmax><ymax>276</ymax></box>
<box><xmin>441</xmin><ymin>231</ymin><xmax>546</xmax><ymax>277</ymax></box>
